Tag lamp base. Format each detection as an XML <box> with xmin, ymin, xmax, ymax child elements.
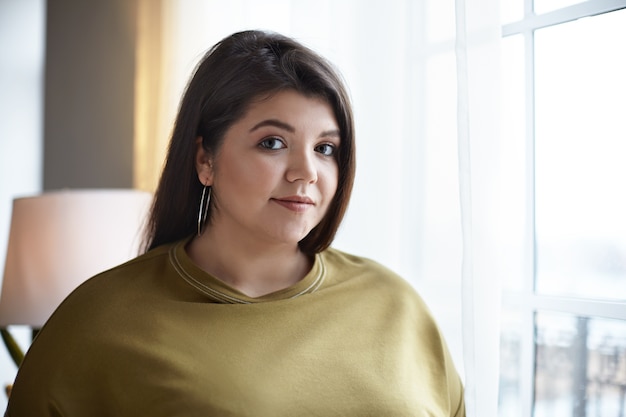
<box><xmin>0</xmin><ymin>328</ymin><xmax>24</xmax><ymax>367</ymax></box>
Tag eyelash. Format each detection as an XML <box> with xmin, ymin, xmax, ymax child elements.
<box><xmin>315</xmin><ymin>143</ymin><xmax>336</xmax><ymax>157</ymax></box>
<box><xmin>258</xmin><ymin>137</ymin><xmax>337</xmax><ymax>157</ymax></box>
<box><xmin>258</xmin><ymin>137</ymin><xmax>285</xmax><ymax>150</ymax></box>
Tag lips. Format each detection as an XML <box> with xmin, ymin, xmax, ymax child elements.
<box><xmin>271</xmin><ymin>195</ymin><xmax>315</xmax><ymax>213</ymax></box>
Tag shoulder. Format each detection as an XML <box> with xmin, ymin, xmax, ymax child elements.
<box><xmin>14</xmin><ymin>242</ymin><xmax>178</xmax><ymax>363</ymax></box>
<box><xmin>68</xmin><ymin>242</ymin><xmax>172</xmax><ymax>297</ymax></box>
<box><xmin>320</xmin><ymin>247</ymin><xmax>428</xmax><ymax>308</ymax></box>
<box><xmin>39</xmin><ymin>242</ymin><xmax>175</xmax><ymax>331</ymax></box>
<box><xmin>6</xmin><ymin>242</ymin><xmax>180</xmax><ymax>414</ymax></box>
<box><xmin>321</xmin><ymin>247</ymin><xmax>412</xmax><ymax>287</ymax></box>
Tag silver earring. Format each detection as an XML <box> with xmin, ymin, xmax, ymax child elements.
<box><xmin>197</xmin><ymin>185</ymin><xmax>211</xmax><ymax>236</ymax></box>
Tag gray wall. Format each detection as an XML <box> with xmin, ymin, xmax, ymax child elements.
<box><xmin>43</xmin><ymin>0</ymin><xmax>138</xmax><ymax>190</ymax></box>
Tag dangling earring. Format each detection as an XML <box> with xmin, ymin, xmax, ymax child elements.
<box><xmin>197</xmin><ymin>184</ymin><xmax>211</xmax><ymax>236</ymax></box>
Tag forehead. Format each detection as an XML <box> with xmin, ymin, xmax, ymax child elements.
<box><xmin>240</xmin><ymin>90</ymin><xmax>337</xmax><ymax>126</ymax></box>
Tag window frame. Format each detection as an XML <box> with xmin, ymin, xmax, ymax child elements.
<box><xmin>500</xmin><ymin>1</ymin><xmax>626</xmax><ymax>415</ymax></box>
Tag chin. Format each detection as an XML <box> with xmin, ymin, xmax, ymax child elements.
<box><xmin>270</xmin><ymin>231</ymin><xmax>312</xmax><ymax>247</ymax></box>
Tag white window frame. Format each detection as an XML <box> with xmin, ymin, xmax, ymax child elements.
<box><xmin>501</xmin><ymin>1</ymin><xmax>626</xmax><ymax>416</ymax></box>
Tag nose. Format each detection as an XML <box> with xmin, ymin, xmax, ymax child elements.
<box><xmin>285</xmin><ymin>149</ymin><xmax>317</xmax><ymax>184</ymax></box>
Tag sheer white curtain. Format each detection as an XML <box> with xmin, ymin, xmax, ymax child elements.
<box><xmin>139</xmin><ymin>1</ymin><xmax>502</xmax><ymax>414</ymax></box>
<box><xmin>455</xmin><ymin>0</ymin><xmax>502</xmax><ymax>415</ymax></box>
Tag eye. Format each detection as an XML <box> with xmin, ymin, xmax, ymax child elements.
<box><xmin>315</xmin><ymin>143</ymin><xmax>336</xmax><ymax>156</ymax></box>
<box><xmin>259</xmin><ymin>137</ymin><xmax>286</xmax><ymax>150</ymax></box>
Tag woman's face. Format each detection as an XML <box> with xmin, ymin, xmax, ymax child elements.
<box><xmin>196</xmin><ymin>90</ymin><xmax>340</xmax><ymax>249</ymax></box>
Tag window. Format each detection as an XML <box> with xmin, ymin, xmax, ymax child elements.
<box><xmin>499</xmin><ymin>1</ymin><xmax>626</xmax><ymax>416</ymax></box>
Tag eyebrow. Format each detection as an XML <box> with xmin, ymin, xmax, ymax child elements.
<box><xmin>250</xmin><ymin>119</ymin><xmax>295</xmax><ymax>133</ymax></box>
<box><xmin>250</xmin><ymin>119</ymin><xmax>341</xmax><ymax>139</ymax></box>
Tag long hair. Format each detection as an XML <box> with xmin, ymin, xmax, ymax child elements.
<box><xmin>143</xmin><ymin>30</ymin><xmax>355</xmax><ymax>255</ymax></box>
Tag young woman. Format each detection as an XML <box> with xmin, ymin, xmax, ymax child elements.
<box><xmin>6</xmin><ymin>30</ymin><xmax>465</xmax><ymax>416</ymax></box>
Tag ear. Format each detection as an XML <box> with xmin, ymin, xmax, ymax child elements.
<box><xmin>195</xmin><ymin>136</ymin><xmax>214</xmax><ymax>186</ymax></box>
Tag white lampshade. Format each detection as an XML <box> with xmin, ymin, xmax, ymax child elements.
<box><xmin>0</xmin><ymin>189</ymin><xmax>152</xmax><ymax>327</ymax></box>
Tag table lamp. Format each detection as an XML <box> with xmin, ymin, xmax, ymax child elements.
<box><xmin>0</xmin><ymin>189</ymin><xmax>152</xmax><ymax>366</ymax></box>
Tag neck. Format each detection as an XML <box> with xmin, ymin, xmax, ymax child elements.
<box><xmin>186</xmin><ymin>226</ymin><xmax>312</xmax><ymax>298</ymax></box>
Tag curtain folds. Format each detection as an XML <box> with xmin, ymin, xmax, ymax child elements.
<box><xmin>137</xmin><ymin>1</ymin><xmax>503</xmax><ymax>415</ymax></box>
<box><xmin>455</xmin><ymin>0</ymin><xmax>502</xmax><ymax>416</ymax></box>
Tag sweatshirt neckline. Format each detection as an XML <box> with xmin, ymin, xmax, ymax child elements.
<box><xmin>168</xmin><ymin>239</ymin><xmax>325</xmax><ymax>304</ymax></box>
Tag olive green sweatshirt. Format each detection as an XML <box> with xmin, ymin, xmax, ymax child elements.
<box><xmin>6</xmin><ymin>239</ymin><xmax>465</xmax><ymax>417</ymax></box>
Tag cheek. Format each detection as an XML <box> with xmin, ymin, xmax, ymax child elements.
<box><xmin>218</xmin><ymin>155</ymin><xmax>274</xmax><ymax>189</ymax></box>
<box><xmin>322</xmin><ymin>164</ymin><xmax>340</xmax><ymax>199</ymax></box>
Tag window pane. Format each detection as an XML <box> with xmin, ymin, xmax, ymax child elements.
<box><xmin>499</xmin><ymin>309</ymin><xmax>523</xmax><ymax>417</ymax></box>
<box><xmin>500</xmin><ymin>34</ymin><xmax>527</xmax><ymax>292</ymax></box>
<box><xmin>534</xmin><ymin>0</ymin><xmax>587</xmax><ymax>14</ymax></box>
<box><xmin>426</xmin><ymin>1</ymin><xmax>455</xmax><ymax>43</ymax></box>
<box><xmin>534</xmin><ymin>9</ymin><xmax>626</xmax><ymax>301</ymax></box>
<box><xmin>534</xmin><ymin>312</ymin><xmax>626</xmax><ymax>417</ymax></box>
<box><xmin>501</xmin><ymin>0</ymin><xmax>524</xmax><ymax>24</ymax></box>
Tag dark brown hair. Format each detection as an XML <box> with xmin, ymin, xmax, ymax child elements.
<box><xmin>144</xmin><ymin>30</ymin><xmax>355</xmax><ymax>255</ymax></box>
